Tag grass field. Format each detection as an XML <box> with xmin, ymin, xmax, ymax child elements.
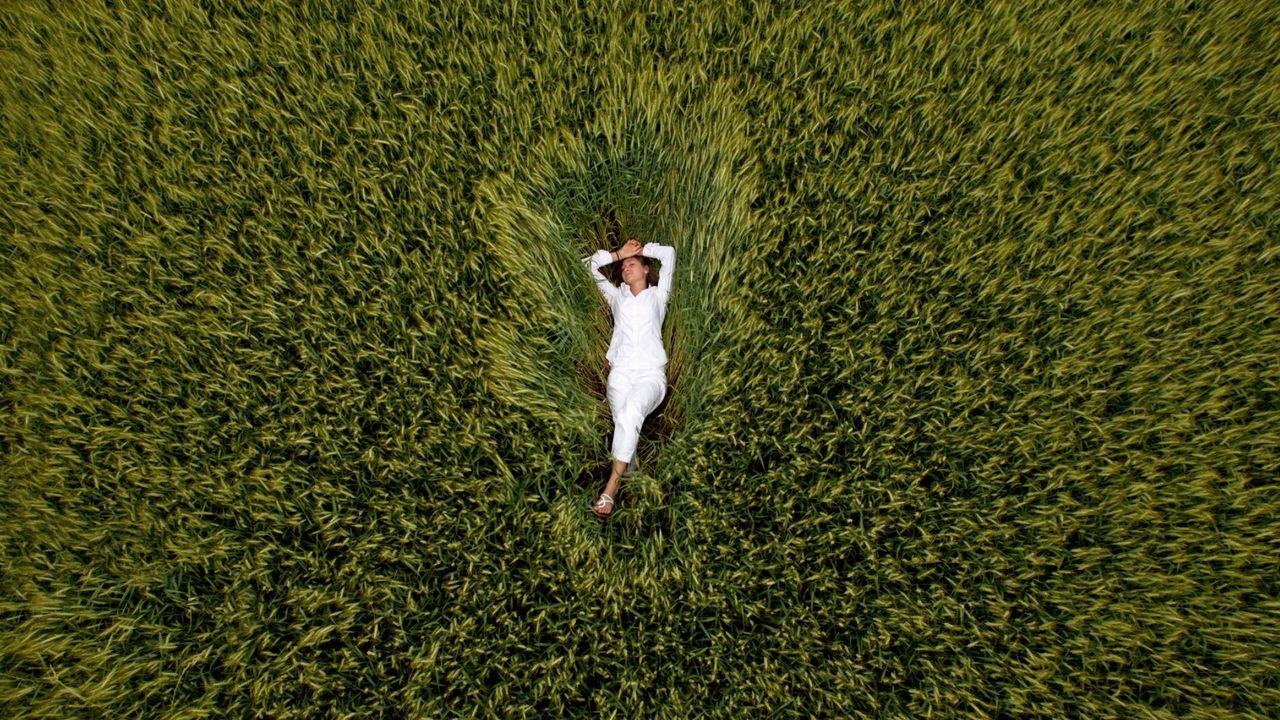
<box><xmin>3</xmin><ymin>0</ymin><xmax>1278</xmax><ymax>717</ymax></box>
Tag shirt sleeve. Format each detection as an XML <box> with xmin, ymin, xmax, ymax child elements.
<box><xmin>582</xmin><ymin>249</ymin><xmax>619</xmax><ymax>305</ymax></box>
<box><xmin>642</xmin><ymin>243</ymin><xmax>676</xmax><ymax>300</ymax></box>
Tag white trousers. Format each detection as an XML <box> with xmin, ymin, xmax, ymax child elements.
<box><xmin>606</xmin><ymin>365</ymin><xmax>667</xmax><ymax>464</ymax></box>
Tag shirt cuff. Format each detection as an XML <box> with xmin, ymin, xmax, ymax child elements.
<box><xmin>594</xmin><ymin>249</ymin><xmax>614</xmax><ymax>265</ymax></box>
<box><xmin>642</xmin><ymin>243</ymin><xmax>670</xmax><ymax>258</ymax></box>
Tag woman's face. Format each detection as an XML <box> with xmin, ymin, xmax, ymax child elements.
<box><xmin>621</xmin><ymin>256</ymin><xmax>645</xmax><ymax>285</ymax></box>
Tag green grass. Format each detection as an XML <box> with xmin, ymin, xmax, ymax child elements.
<box><xmin>2</xmin><ymin>0</ymin><xmax>1278</xmax><ymax>717</ymax></box>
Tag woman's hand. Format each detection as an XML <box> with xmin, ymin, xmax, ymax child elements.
<box><xmin>617</xmin><ymin>239</ymin><xmax>643</xmax><ymax>259</ymax></box>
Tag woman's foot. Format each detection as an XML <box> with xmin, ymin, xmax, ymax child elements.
<box><xmin>594</xmin><ymin>462</ymin><xmax>625</xmax><ymax>517</ymax></box>
<box><xmin>593</xmin><ymin>492</ymin><xmax>615</xmax><ymax>517</ymax></box>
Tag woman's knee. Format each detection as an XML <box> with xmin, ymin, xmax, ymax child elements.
<box><xmin>619</xmin><ymin>407</ymin><xmax>644</xmax><ymax>432</ymax></box>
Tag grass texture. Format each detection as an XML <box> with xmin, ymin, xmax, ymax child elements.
<box><xmin>3</xmin><ymin>0</ymin><xmax>1278</xmax><ymax>717</ymax></box>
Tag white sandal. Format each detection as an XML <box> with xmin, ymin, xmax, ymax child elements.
<box><xmin>593</xmin><ymin>493</ymin><xmax>615</xmax><ymax>516</ymax></box>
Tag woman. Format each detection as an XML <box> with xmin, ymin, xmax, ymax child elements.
<box><xmin>581</xmin><ymin>237</ymin><xmax>676</xmax><ymax>517</ymax></box>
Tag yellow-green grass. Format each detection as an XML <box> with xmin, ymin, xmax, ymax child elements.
<box><xmin>2</xmin><ymin>0</ymin><xmax>1277</xmax><ymax>717</ymax></box>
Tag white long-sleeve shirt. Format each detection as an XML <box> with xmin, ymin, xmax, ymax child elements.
<box><xmin>581</xmin><ymin>243</ymin><xmax>676</xmax><ymax>371</ymax></box>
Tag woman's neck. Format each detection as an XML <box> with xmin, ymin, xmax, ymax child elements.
<box><xmin>626</xmin><ymin>280</ymin><xmax>646</xmax><ymax>296</ymax></box>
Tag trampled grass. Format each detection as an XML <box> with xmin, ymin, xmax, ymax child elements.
<box><xmin>2</xmin><ymin>0</ymin><xmax>1277</xmax><ymax>717</ymax></box>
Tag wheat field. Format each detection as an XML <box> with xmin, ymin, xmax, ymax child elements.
<box><xmin>2</xmin><ymin>0</ymin><xmax>1278</xmax><ymax>717</ymax></box>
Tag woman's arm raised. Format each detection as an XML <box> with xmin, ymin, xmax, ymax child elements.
<box><xmin>582</xmin><ymin>248</ymin><xmax>619</xmax><ymax>305</ymax></box>
<box><xmin>641</xmin><ymin>242</ymin><xmax>676</xmax><ymax>298</ymax></box>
